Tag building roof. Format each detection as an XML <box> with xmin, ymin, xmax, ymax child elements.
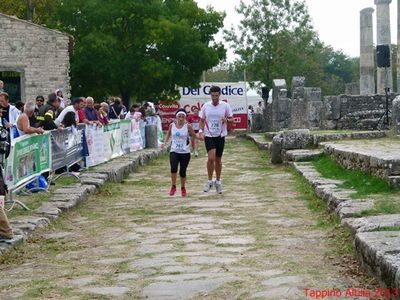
<box><xmin>0</xmin><ymin>12</ymin><xmax>71</xmax><ymax>38</ymax></box>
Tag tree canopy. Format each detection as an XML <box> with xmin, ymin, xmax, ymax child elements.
<box><xmin>53</xmin><ymin>0</ymin><xmax>225</xmax><ymax>103</ymax></box>
<box><xmin>224</xmin><ymin>0</ymin><xmax>358</xmax><ymax>95</ymax></box>
<box><xmin>0</xmin><ymin>0</ymin><xmax>226</xmax><ymax>103</ymax></box>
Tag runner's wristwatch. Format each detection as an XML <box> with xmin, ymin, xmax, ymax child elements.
<box><xmin>198</xmin><ymin>129</ymin><xmax>203</xmax><ymax>133</ymax></box>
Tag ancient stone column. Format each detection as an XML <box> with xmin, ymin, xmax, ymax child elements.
<box><xmin>392</xmin><ymin>95</ymin><xmax>400</xmax><ymax>134</ymax></box>
<box><xmin>397</xmin><ymin>0</ymin><xmax>400</xmax><ymax>91</ymax></box>
<box><xmin>375</xmin><ymin>0</ymin><xmax>393</xmax><ymax>94</ymax></box>
<box><xmin>360</xmin><ymin>7</ymin><xmax>375</xmax><ymax>95</ymax></box>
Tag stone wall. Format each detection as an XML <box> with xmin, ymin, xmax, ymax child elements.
<box><xmin>322</xmin><ymin>94</ymin><xmax>395</xmax><ymax>130</ymax></box>
<box><xmin>0</xmin><ymin>13</ymin><xmax>71</xmax><ymax>102</ymax></box>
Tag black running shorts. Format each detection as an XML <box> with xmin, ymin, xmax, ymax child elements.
<box><xmin>204</xmin><ymin>136</ymin><xmax>225</xmax><ymax>157</ymax></box>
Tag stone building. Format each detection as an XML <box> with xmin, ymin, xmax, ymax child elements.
<box><xmin>0</xmin><ymin>13</ymin><xmax>72</xmax><ymax>103</ymax></box>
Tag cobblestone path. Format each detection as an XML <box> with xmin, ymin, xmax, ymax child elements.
<box><xmin>0</xmin><ymin>138</ymin><xmax>367</xmax><ymax>299</ymax></box>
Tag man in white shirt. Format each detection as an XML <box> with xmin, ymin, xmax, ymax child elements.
<box><xmin>55</xmin><ymin>98</ymin><xmax>84</xmax><ymax>126</ymax></box>
<box><xmin>198</xmin><ymin>86</ymin><xmax>233</xmax><ymax>194</ymax></box>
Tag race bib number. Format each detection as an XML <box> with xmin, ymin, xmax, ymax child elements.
<box><xmin>209</xmin><ymin>118</ymin><xmax>221</xmax><ymax>133</ymax></box>
<box><xmin>173</xmin><ymin>141</ymin><xmax>184</xmax><ymax>151</ymax></box>
<box><xmin>192</xmin><ymin>123</ymin><xmax>199</xmax><ymax>130</ymax></box>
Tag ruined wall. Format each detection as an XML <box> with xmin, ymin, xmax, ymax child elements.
<box><xmin>0</xmin><ymin>13</ymin><xmax>71</xmax><ymax>102</ymax></box>
<box><xmin>322</xmin><ymin>94</ymin><xmax>395</xmax><ymax>130</ymax></box>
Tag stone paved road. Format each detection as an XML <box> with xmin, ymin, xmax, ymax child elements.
<box><xmin>0</xmin><ymin>138</ymin><xmax>368</xmax><ymax>299</ymax></box>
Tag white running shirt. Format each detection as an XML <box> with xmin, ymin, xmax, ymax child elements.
<box><xmin>200</xmin><ymin>101</ymin><xmax>233</xmax><ymax>137</ymax></box>
<box><xmin>170</xmin><ymin>123</ymin><xmax>190</xmax><ymax>154</ymax></box>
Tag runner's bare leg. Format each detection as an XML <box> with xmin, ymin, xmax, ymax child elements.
<box><xmin>215</xmin><ymin>157</ymin><xmax>222</xmax><ymax>181</ymax></box>
<box><xmin>171</xmin><ymin>173</ymin><xmax>177</xmax><ymax>186</ymax></box>
<box><xmin>207</xmin><ymin>149</ymin><xmax>216</xmax><ymax>180</ymax></box>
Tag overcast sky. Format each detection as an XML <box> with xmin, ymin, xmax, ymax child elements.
<box><xmin>195</xmin><ymin>0</ymin><xmax>398</xmax><ymax>60</ymax></box>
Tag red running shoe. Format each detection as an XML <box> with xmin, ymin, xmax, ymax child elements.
<box><xmin>181</xmin><ymin>187</ymin><xmax>187</xmax><ymax>197</ymax></box>
<box><xmin>169</xmin><ymin>186</ymin><xmax>176</xmax><ymax>196</ymax></box>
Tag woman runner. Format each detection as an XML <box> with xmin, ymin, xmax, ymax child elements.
<box><xmin>163</xmin><ymin>109</ymin><xmax>198</xmax><ymax>197</ymax></box>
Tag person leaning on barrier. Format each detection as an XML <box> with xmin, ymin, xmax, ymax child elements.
<box><xmin>0</xmin><ymin>107</ymin><xmax>13</xmax><ymax>240</ymax></box>
<box><xmin>0</xmin><ymin>92</ymin><xmax>21</xmax><ymax>135</ymax></box>
<box><xmin>37</xmin><ymin>93</ymin><xmax>61</xmax><ymax>130</ymax></box>
<box><xmin>55</xmin><ymin>97</ymin><xmax>83</xmax><ymax>127</ymax></box>
<box><xmin>84</xmin><ymin>97</ymin><xmax>102</xmax><ymax>126</ymax></box>
<box><xmin>16</xmin><ymin>101</ymin><xmax>44</xmax><ymax>136</ymax></box>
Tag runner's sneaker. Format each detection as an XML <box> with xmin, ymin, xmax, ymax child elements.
<box><xmin>169</xmin><ymin>186</ymin><xmax>176</xmax><ymax>196</ymax></box>
<box><xmin>215</xmin><ymin>181</ymin><xmax>222</xmax><ymax>194</ymax></box>
<box><xmin>203</xmin><ymin>180</ymin><xmax>214</xmax><ymax>192</ymax></box>
<box><xmin>194</xmin><ymin>150</ymin><xmax>198</xmax><ymax>157</ymax></box>
<box><xmin>181</xmin><ymin>187</ymin><xmax>187</xmax><ymax>197</ymax></box>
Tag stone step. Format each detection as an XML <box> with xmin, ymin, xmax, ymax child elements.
<box><xmin>388</xmin><ymin>176</ymin><xmax>400</xmax><ymax>187</ymax></box>
<box><xmin>284</xmin><ymin>149</ymin><xmax>323</xmax><ymax>162</ymax></box>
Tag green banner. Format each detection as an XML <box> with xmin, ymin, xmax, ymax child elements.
<box><xmin>5</xmin><ymin>133</ymin><xmax>51</xmax><ymax>190</ymax></box>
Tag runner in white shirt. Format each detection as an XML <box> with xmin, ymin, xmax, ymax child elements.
<box><xmin>163</xmin><ymin>109</ymin><xmax>198</xmax><ymax>197</ymax></box>
<box><xmin>198</xmin><ymin>86</ymin><xmax>233</xmax><ymax>194</ymax></box>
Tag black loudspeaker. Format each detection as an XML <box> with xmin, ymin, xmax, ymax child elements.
<box><xmin>261</xmin><ymin>87</ymin><xmax>269</xmax><ymax>100</ymax></box>
<box><xmin>376</xmin><ymin>44</ymin><xmax>390</xmax><ymax>68</ymax></box>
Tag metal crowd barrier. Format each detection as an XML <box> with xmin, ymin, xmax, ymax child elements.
<box><xmin>4</xmin><ymin>119</ymin><xmax>146</xmax><ymax>211</ymax></box>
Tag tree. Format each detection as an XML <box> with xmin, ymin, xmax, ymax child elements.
<box><xmin>0</xmin><ymin>0</ymin><xmax>60</xmax><ymax>24</ymax></box>
<box><xmin>54</xmin><ymin>0</ymin><xmax>226</xmax><ymax>104</ymax></box>
<box><xmin>224</xmin><ymin>0</ymin><xmax>357</xmax><ymax>95</ymax></box>
<box><xmin>225</xmin><ymin>0</ymin><xmax>320</xmax><ymax>87</ymax></box>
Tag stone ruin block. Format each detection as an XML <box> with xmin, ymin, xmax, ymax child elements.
<box><xmin>290</xmin><ymin>97</ymin><xmax>309</xmax><ymax>129</ymax></box>
<box><xmin>323</xmin><ymin>96</ymin><xmax>341</xmax><ymax>120</ymax></box>
<box><xmin>304</xmin><ymin>87</ymin><xmax>321</xmax><ymax>102</ymax></box>
<box><xmin>391</xmin><ymin>95</ymin><xmax>400</xmax><ymax>135</ymax></box>
<box><xmin>291</xmin><ymin>76</ymin><xmax>306</xmax><ymax>98</ymax></box>
<box><xmin>345</xmin><ymin>82</ymin><xmax>360</xmax><ymax>95</ymax></box>
<box><xmin>281</xmin><ymin>129</ymin><xmax>313</xmax><ymax>150</ymax></box>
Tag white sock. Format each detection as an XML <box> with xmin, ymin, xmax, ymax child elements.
<box><xmin>208</xmin><ymin>180</ymin><xmax>213</xmax><ymax>184</ymax></box>
<box><xmin>215</xmin><ymin>180</ymin><xmax>221</xmax><ymax>184</ymax></box>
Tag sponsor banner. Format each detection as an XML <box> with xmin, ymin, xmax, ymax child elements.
<box><xmin>50</xmin><ymin>127</ymin><xmax>85</xmax><ymax>170</ymax></box>
<box><xmin>159</xmin><ymin>82</ymin><xmax>248</xmax><ymax>130</ymax></box>
<box><xmin>120</xmin><ymin>120</ymin><xmax>131</xmax><ymax>155</ymax></box>
<box><xmin>130</xmin><ymin>119</ymin><xmax>143</xmax><ymax>152</ymax></box>
<box><xmin>5</xmin><ymin>133</ymin><xmax>51</xmax><ymax>190</ymax></box>
<box><xmin>103</xmin><ymin>120</ymin><xmax>123</xmax><ymax>160</ymax></box>
<box><xmin>85</xmin><ymin>124</ymin><xmax>106</xmax><ymax>167</ymax></box>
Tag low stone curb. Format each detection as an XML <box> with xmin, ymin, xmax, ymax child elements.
<box><xmin>246</xmin><ymin>132</ymin><xmax>400</xmax><ymax>292</ymax></box>
<box><xmin>322</xmin><ymin>142</ymin><xmax>400</xmax><ymax>187</ymax></box>
<box><xmin>242</xmin><ymin>133</ymin><xmax>271</xmax><ymax>150</ymax></box>
<box><xmin>291</xmin><ymin>161</ymin><xmax>400</xmax><ymax>294</ymax></box>
<box><xmin>0</xmin><ymin>147</ymin><xmax>167</xmax><ymax>257</ymax></box>
<box><xmin>284</xmin><ymin>149</ymin><xmax>324</xmax><ymax>162</ymax></box>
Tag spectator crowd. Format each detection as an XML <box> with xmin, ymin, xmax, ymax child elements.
<box><xmin>0</xmin><ymin>82</ymin><xmax>164</xmax><ymax>146</ymax></box>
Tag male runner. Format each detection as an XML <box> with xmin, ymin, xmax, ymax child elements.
<box><xmin>198</xmin><ymin>86</ymin><xmax>233</xmax><ymax>194</ymax></box>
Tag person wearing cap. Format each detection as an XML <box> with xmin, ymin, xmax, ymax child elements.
<box><xmin>163</xmin><ymin>108</ymin><xmax>198</xmax><ymax>197</ymax></box>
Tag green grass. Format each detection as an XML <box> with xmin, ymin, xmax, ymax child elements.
<box><xmin>354</xmin><ymin>196</ymin><xmax>400</xmax><ymax>216</ymax></box>
<box><xmin>289</xmin><ymin>167</ymin><xmax>357</xmax><ymax>256</ymax></box>
<box><xmin>312</xmin><ymin>155</ymin><xmax>394</xmax><ymax>198</ymax></box>
<box><xmin>375</xmin><ymin>226</ymin><xmax>400</xmax><ymax>231</ymax></box>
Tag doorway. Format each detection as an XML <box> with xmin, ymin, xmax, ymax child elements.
<box><xmin>0</xmin><ymin>71</ymin><xmax>21</xmax><ymax>103</ymax></box>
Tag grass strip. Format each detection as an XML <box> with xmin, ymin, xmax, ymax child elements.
<box><xmin>312</xmin><ymin>155</ymin><xmax>394</xmax><ymax>198</ymax></box>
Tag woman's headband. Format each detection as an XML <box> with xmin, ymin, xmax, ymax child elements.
<box><xmin>176</xmin><ymin>111</ymin><xmax>187</xmax><ymax>117</ymax></box>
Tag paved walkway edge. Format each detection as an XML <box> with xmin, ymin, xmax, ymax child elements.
<box><xmin>0</xmin><ymin>147</ymin><xmax>168</xmax><ymax>257</ymax></box>
<box><xmin>245</xmin><ymin>134</ymin><xmax>400</xmax><ymax>296</ymax></box>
